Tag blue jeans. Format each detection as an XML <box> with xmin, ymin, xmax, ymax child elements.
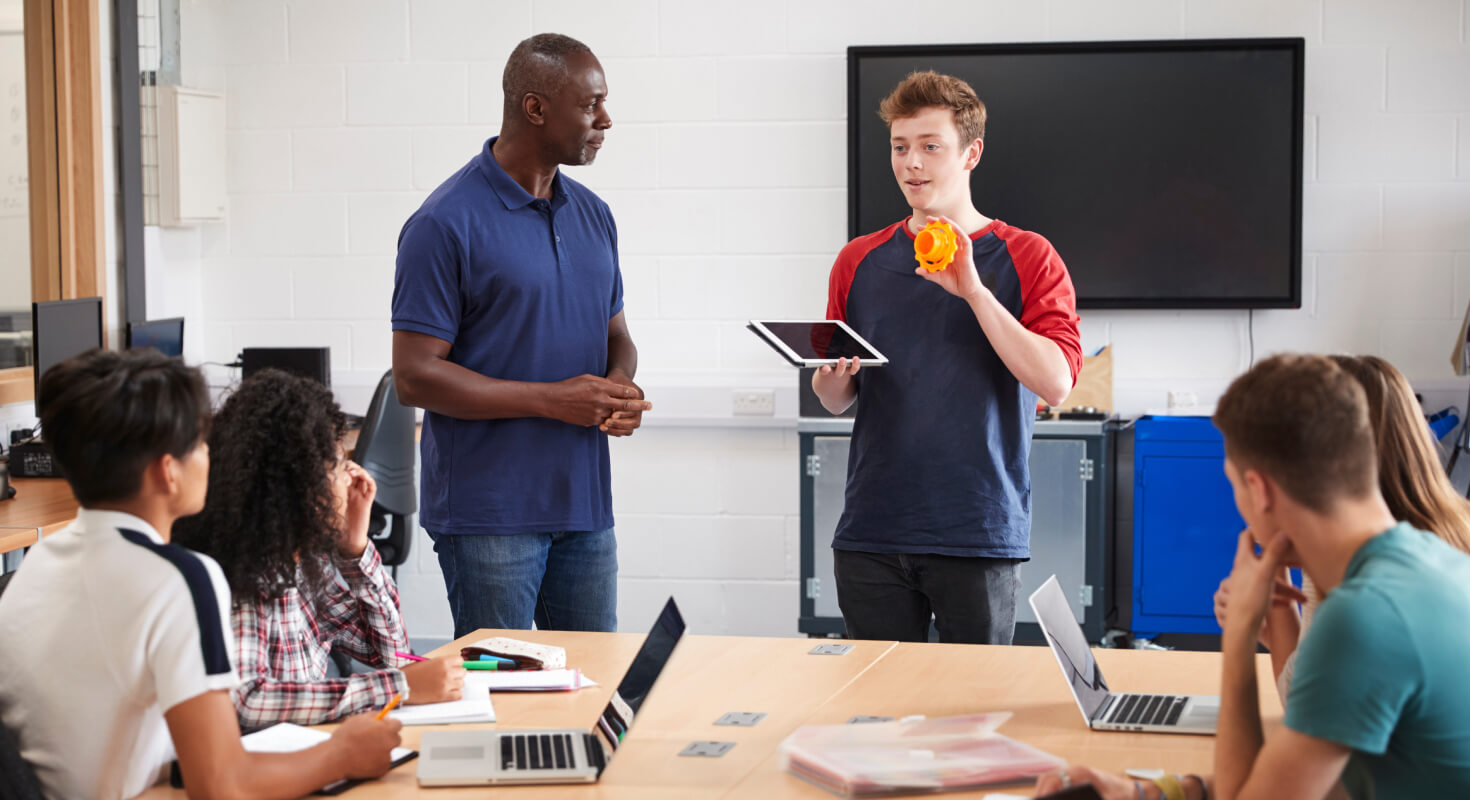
<box><xmin>428</xmin><ymin>528</ymin><xmax>618</xmax><ymax>638</ymax></box>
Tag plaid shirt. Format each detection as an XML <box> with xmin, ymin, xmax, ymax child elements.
<box><xmin>230</xmin><ymin>542</ymin><xmax>411</xmax><ymax>731</ymax></box>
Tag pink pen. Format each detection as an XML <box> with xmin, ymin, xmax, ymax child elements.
<box><xmin>395</xmin><ymin>650</ymin><xmax>427</xmax><ymax>663</ymax></box>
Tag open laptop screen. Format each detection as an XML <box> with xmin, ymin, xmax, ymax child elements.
<box><xmin>1031</xmin><ymin>576</ymin><xmax>1110</xmax><ymax>721</ymax></box>
<box><xmin>594</xmin><ymin>598</ymin><xmax>685</xmax><ymax>753</ymax></box>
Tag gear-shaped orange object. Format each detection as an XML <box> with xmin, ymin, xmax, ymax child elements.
<box><xmin>914</xmin><ymin>220</ymin><xmax>958</xmax><ymax>273</ymax></box>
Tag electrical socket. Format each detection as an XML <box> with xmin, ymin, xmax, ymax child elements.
<box><xmin>732</xmin><ymin>389</ymin><xmax>775</xmax><ymax>416</ymax></box>
<box><xmin>1167</xmin><ymin>390</ymin><xmax>1199</xmax><ymax>410</ymax></box>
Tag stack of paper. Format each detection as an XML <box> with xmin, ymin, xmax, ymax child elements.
<box><xmin>780</xmin><ymin>713</ymin><xmax>1064</xmax><ymax>797</ymax></box>
<box><xmin>389</xmin><ymin>673</ymin><xmax>498</xmax><ymax>725</ymax></box>
<box><xmin>479</xmin><ymin>668</ymin><xmax>596</xmax><ymax>692</ymax></box>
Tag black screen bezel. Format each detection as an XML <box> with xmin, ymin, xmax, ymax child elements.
<box><xmin>847</xmin><ymin>38</ymin><xmax>1305</xmax><ymax>310</ymax></box>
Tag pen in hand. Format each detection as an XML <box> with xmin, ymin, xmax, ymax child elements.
<box><xmin>375</xmin><ymin>694</ymin><xmax>403</xmax><ymax>720</ymax></box>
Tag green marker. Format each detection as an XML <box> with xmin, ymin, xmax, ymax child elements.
<box><xmin>463</xmin><ymin>660</ymin><xmax>524</xmax><ymax>670</ymax></box>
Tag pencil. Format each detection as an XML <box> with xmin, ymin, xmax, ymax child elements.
<box><xmin>375</xmin><ymin>694</ymin><xmax>402</xmax><ymax>720</ymax></box>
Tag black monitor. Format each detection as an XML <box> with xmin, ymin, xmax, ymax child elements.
<box><xmin>32</xmin><ymin>297</ymin><xmax>104</xmax><ymax>414</ymax></box>
<box><xmin>126</xmin><ymin>317</ymin><xmax>185</xmax><ymax>358</ymax></box>
<box><xmin>849</xmin><ymin>38</ymin><xmax>1304</xmax><ymax>309</ymax></box>
<box><xmin>241</xmin><ymin>347</ymin><xmax>332</xmax><ymax>388</ymax></box>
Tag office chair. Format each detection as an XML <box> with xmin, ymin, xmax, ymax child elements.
<box><xmin>354</xmin><ymin>370</ymin><xmax>417</xmax><ymax>578</ymax></box>
<box><xmin>0</xmin><ymin>704</ymin><xmax>44</xmax><ymax>800</ymax></box>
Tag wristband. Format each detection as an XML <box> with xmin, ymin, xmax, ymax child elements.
<box><xmin>1154</xmin><ymin>774</ymin><xmax>1187</xmax><ymax>800</ymax></box>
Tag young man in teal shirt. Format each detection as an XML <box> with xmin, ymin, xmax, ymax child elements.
<box><xmin>1208</xmin><ymin>354</ymin><xmax>1470</xmax><ymax>799</ymax></box>
<box><xmin>1039</xmin><ymin>354</ymin><xmax>1470</xmax><ymax>800</ymax></box>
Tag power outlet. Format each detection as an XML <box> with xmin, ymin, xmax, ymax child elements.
<box><xmin>732</xmin><ymin>389</ymin><xmax>775</xmax><ymax>416</ymax></box>
<box><xmin>1167</xmin><ymin>390</ymin><xmax>1199</xmax><ymax>410</ymax></box>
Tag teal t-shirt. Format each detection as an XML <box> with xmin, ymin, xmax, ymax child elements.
<box><xmin>1286</xmin><ymin>523</ymin><xmax>1470</xmax><ymax>800</ymax></box>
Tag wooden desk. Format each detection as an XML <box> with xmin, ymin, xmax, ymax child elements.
<box><xmin>138</xmin><ymin>633</ymin><xmax>1274</xmax><ymax>799</ymax></box>
<box><xmin>729</xmin><ymin>644</ymin><xmax>1282</xmax><ymax>798</ymax></box>
<box><xmin>0</xmin><ymin>477</ymin><xmax>78</xmax><ymax>554</ymax></box>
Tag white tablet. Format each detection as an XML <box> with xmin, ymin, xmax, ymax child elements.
<box><xmin>746</xmin><ymin>320</ymin><xmax>889</xmax><ymax>368</ymax></box>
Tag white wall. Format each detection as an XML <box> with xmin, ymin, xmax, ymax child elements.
<box><xmin>0</xmin><ymin>6</ymin><xmax>29</xmax><ymax>311</ymax></box>
<box><xmin>157</xmin><ymin>0</ymin><xmax>1470</xmax><ymax>642</ymax></box>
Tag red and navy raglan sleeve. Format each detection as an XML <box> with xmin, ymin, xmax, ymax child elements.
<box><xmin>1003</xmin><ymin>228</ymin><xmax>1083</xmax><ymax>385</ymax></box>
<box><xmin>826</xmin><ymin>244</ymin><xmax>861</xmax><ymax>322</ymax></box>
<box><xmin>827</xmin><ymin>224</ymin><xmax>902</xmax><ymax>321</ymax></box>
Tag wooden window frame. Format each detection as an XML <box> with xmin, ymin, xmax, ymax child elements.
<box><xmin>0</xmin><ymin>0</ymin><xmax>107</xmax><ymax>406</ymax></box>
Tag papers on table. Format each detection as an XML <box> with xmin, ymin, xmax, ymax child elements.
<box><xmin>478</xmin><ymin>668</ymin><xmax>596</xmax><ymax>692</ymax></box>
<box><xmin>242</xmin><ymin>723</ymin><xmax>415</xmax><ymax>794</ymax></box>
<box><xmin>390</xmin><ymin>673</ymin><xmax>498</xmax><ymax>725</ymax></box>
<box><xmin>781</xmin><ymin>713</ymin><xmax>1064</xmax><ymax>797</ymax></box>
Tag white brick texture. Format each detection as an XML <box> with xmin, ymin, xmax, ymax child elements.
<box><xmin>166</xmin><ymin>0</ymin><xmax>1470</xmax><ymax>638</ymax></box>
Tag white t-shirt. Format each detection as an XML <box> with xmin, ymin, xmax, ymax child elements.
<box><xmin>0</xmin><ymin>509</ymin><xmax>238</xmax><ymax>799</ymax></box>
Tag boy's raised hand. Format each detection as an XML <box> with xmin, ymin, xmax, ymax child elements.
<box><xmin>915</xmin><ymin>215</ymin><xmax>987</xmax><ymax>303</ymax></box>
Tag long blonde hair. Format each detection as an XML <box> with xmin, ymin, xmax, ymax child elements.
<box><xmin>1330</xmin><ymin>355</ymin><xmax>1470</xmax><ymax>554</ymax></box>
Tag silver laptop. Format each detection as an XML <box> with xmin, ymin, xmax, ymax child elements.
<box><xmin>416</xmin><ymin>598</ymin><xmax>686</xmax><ymax>786</ymax></box>
<box><xmin>1029</xmin><ymin>575</ymin><xmax>1218</xmax><ymax>735</ymax></box>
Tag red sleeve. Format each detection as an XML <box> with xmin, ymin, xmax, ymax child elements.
<box><xmin>827</xmin><ymin>224</ymin><xmax>902</xmax><ymax>321</ymax></box>
<box><xmin>1000</xmin><ymin>228</ymin><xmax>1083</xmax><ymax>385</ymax></box>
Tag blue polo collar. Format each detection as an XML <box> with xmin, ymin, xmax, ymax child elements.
<box><xmin>478</xmin><ymin>136</ymin><xmax>568</xmax><ymax>211</ymax></box>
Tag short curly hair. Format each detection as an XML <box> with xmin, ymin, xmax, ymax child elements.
<box><xmin>174</xmin><ymin>369</ymin><xmax>347</xmax><ymax>605</ymax></box>
<box><xmin>879</xmin><ymin>70</ymin><xmax>987</xmax><ymax>145</ymax></box>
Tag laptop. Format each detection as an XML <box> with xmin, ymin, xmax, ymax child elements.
<box><xmin>416</xmin><ymin>598</ymin><xmax>686</xmax><ymax>786</ymax></box>
<box><xmin>1029</xmin><ymin>575</ymin><xmax>1218</xmax><ymax>735</ymax></box>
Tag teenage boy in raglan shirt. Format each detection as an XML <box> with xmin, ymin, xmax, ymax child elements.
<box><xmin>813</xmin><ymin>70</ymin><xmax>1081</xmax><ymax>644</ymax></box>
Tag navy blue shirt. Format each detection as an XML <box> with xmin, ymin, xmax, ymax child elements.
<box><xmin>392</xmin><ymin>138</ymin><xmax>623</xmax><ymax>536</ymax></box>
<box><xmin>826</xmin><ymin>220</ymin><xmax>1080</xmax><ymax>558</ymax></box>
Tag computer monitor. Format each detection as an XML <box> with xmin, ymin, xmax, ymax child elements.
<box><xmin>126</xmin><ymin>317</ymin><xmax>185</xmax><ymax>358</ymax></box>
<box><xmin>241</xmin><ymin>347</ymin><xmax>332</xmax><ymax>388</ymax></box>
<box><xmin>32</xmin><ymin>297</ymin><xmax>104</xmax><ymax>415</ymax></box>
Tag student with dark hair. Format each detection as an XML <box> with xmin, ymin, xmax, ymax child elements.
<box><xmin>0</xmin><ymin>349</ymin><xmax>401</xmax><ymax>800</ymax></box>
<box><xmin>174</xmin><ymin>370</ymin><xmax>463</xmax><ymax>730</ymax></box>
<box><xmin>1038</xmin><ymin>354</ymin><xmax>1470</xmax><ymax>800</ymax></box>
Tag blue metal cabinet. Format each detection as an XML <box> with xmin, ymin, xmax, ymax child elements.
<box><xmin>1130</xmin><ymin>416</ymin><xmax>1244</xmax><ymax>637</ymax></box>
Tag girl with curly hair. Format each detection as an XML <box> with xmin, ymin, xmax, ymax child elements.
<box><xmin>175</xmin><ymin>369</ymin><xmax>462</xmax><ymax>730</ymax></box>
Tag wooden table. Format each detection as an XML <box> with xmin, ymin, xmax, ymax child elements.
<box><xmin>0</xmin><ymin>477</ymin><xmax>78</xmax><ymax>555</ymax></box>
<box><xmin>137</xmin><ymin>631</ymin><xmax>1277</xmax><ymax>799</ymax></box>
<box><xmin>728</xmin><ymin>643</ymin><xmax>1283</xmax><ymax>798</ymax></box>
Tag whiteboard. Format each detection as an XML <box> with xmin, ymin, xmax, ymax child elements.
<box><xmin>0</xmin><ymin>31</ymin><xmax>25</xmax><ymax>220</ymax></box>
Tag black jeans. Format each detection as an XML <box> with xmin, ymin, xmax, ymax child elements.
<box><xmin>833</xmin><ymin>549</ymin><xmax>1021</xmax><ymax>644</ymax></box>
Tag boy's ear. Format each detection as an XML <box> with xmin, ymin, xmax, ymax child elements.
<box><xmin>964</xmin><ymin>138</ymin><xmax>984</xmax><ymax>170</ymax></box>
<box><xmin>152</xmin><ymin>452</ymin><xmax>181</xmax><ymax>498</ymax></box>
<box><xmin>1244</xmin><ymin>467</ymin><xmax>1276</xmax><ymax>516</ymax></box>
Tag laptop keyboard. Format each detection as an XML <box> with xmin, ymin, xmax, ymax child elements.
<box><xmin>501</xmin><ymin>733</ymin><xmax>576</xmax><ymax>771</ymax></box>
<box><xmin>1106</xmin><ymin>694</ymin><xmax>1188</xmax><ymax>727</ymax></box>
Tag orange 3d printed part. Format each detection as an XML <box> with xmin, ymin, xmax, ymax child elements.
<box><xmin>914</xmin><ymin>221</ymin><xmax>958</xmax><ymax>273</ymax></box>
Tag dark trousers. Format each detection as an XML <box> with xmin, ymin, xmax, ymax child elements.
<box><xmin>833</xmin><ymin>549</ymin><xmax>1021</xmax><ymax>644</ymax></box>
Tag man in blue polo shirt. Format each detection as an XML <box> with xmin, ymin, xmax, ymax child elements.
<box><xmin>392</xmin><ymin>33</ymin><xmax>651</xmax><ymax>637</ymax></box>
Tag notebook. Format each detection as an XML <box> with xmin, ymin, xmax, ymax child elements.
<box><xmin>478</xmin><ymin>669</ymin><xmax>596</xmax><ymax>692</ymax></box>
<box><xmin>243</xmin><ymin>723</ymin><xmax>416</xmax><ymax>794</ymax></box>
<box><xmin>389</xmin><ymin>672</ymin><xmax>497</xmax><ymax>725</ymax></box>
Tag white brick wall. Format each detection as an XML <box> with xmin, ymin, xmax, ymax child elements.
<box><xmin>157</xmin><ymin>0</ymin><xmax>1470</xmax><ymax>641</ymax></box>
